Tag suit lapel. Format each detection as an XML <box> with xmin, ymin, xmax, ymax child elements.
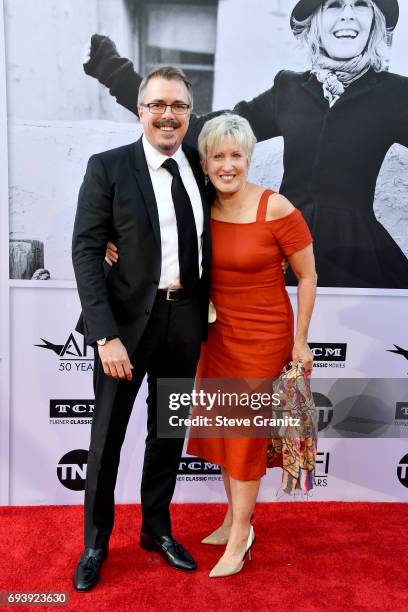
<box><xmin>183</xmin><ymin>143</ymin><xmax>211</xmax><ymax>231</ymax></box>
<box><xmin>129</xmin><ymin>137</ymin><xmax>161</xmax><ymax>247</ymax></box>
<box><xmin>182</xmin><ymin>143</ymin><xmax>212</xmax><ymax>274</ymax></box>
<box><xmin>129</xmin><ymin>137</ymin><xmax>211</xmax><ymax>272</ymax></box>
<box><xmin>182</xmin><ymin>144</ymin><xmax>211</xmax><ymax>213</ymax></box>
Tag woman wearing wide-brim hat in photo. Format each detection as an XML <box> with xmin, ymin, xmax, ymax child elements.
<box><xmin>292</xmin><ymin>0</ymin><xmax>398</xmax><ymax>28</ymax></box>
<box><xmin>83</xmin><ymin>0</ymin><xmax>408</xmax><ymax>289</ymax></box>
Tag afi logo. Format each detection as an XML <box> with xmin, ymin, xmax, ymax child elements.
<box><xmin>35</xmin><ymin>333</ymin><xmax>91</xmax><ymax>360</ymax></box>
<box><xmin>314</xmin><ymin>451</ymin><xmax>330</xmax><ymax>487</ymax></box>
<box><xmin>387</xmin><ymin>345</ymin><xmax>408</xmax><ymax>361</ymax></box>
<box><xmin>57</xmin><ymin>449</ymin><xmax>88</xmax><ymax>491</ymax></box>
<box><xmin>387</xmin><ymin>345</ymin><xmax>408</xmax><ymax>375</ymax></box>
<box><xmin>315</xmin><ymin>451</ymin><xmax>330</xmax><ymax>476</ymax></box>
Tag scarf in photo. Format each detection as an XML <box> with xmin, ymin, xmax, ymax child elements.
<box><xmin>311</xmin><ymin>53</ymin><xmax>371</xmax><ymax>107</ymax></box>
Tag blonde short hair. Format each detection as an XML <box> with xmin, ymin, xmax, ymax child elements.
<box><xmin>198</xmin><ymin>114</ymin><xmax>257</xmax><ymax>162</ymax></box>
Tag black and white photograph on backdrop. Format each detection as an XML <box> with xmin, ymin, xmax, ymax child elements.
<box><xmin>6</xmin><ymin>0</ymin><xmax>408</xmax><ymax>288</ymax></box>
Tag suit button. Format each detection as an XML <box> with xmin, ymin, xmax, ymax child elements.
<box><xmin>153</xmin><ymin>279</ymin><xmax>159</xmax><ymax>285</ymax></box>
<box><xmin>145</xmin><ymin>309</ymin><xmax>150</xmax><ymax>316</ymax></box>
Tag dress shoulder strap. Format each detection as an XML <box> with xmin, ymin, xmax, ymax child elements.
<box><xmin>256</xmin><ymin>189</ymin><xmax>275</xmax><ymax>222</ymax></box>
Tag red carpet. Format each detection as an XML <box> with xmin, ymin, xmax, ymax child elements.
<box><xmin>0</xmin><ymin>502</ymin><xmax>407</xmax><ymax>611</ymax></box>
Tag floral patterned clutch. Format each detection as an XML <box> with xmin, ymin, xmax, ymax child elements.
<box><xmin>267</xmin><ymin>362</ymin><xmax>317</xmax><ymax>495</ymax></box>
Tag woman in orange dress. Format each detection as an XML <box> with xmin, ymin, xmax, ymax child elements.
<box><xmin>106</xmin><ymin>114</ymin><xmax>317</xmax><ymax>577</ymax></box>
<box><xmin>187</xmin><ymin>114</ymin><xmax>317</xmax><ymax>577</ymax></box>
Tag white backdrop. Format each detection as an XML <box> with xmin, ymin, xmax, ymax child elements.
<box><xmin>1</xmin><ymin>0</ymin><xmax>408</xmax><ymax>506</ymax></box>
<box><xmin>6</xmin><ymin>286</ymin><xmax>408</xmax><ymax>505</ymax></box>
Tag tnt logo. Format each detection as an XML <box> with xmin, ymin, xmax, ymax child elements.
<box><xmin>57</xmin><ymin>449</ymin><xmax>88</xmax><ymax>490</ymax></box>
<box><xmin>397</xmin><ymin>453</ymin><xmax>408</xmax><ymax>488</ymax></box>
<box><xmin>313</xmin><ymin>392</ymin><xmax>334</xmax><ymax>432</ymax></box>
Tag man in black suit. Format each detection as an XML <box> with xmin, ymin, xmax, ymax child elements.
<box><xmin>72</xmin><ymin>66</ymin><xmax>211</xmax><ymax>591</ymax></box>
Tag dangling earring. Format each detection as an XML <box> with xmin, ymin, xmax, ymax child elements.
<box><xmin>205</xmin><ymin>175</ymin><xmax>209</xmax><ymax>186</ymax></box>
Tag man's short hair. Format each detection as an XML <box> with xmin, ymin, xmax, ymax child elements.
<box><xmin>138</xmin><ymin>66</ymin><xmax>193</xmax><ymax>109</ymax></box>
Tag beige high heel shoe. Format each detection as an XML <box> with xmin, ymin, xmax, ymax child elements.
<box><xmin>201</xmin><ymin>526</ymin><xmax>229</xmax><ymax>546</ymax></box>
<box><xmin>201</xmin><ymin>514</ymin><xmax>254</xmax><ymax>545</ymax></box>
<box><xmin>209</xmin><ymin>525</ymin><xmax>255</xmax><ymax>578</ymax></box>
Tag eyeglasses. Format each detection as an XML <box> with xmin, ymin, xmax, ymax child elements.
<box><xmin>324</xmin><ymin>0</ymin><xmax>372</xmax><ymax>11</ymax></box>
<box><xmin>141</xmin><ymin>102</ymin><xmax>191</xmax><ymax>115</ymax></box>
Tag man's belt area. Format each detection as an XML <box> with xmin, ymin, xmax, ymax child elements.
<box><xmin>156</xmin><ymin>287</ymin><xmax>193</xmax><ymax>302</ymax></box>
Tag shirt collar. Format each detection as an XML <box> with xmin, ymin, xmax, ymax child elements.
<box><xmin>142</xmin><ymin>135</ymin><xmax>184</xmax><ymax>172</ymax></box>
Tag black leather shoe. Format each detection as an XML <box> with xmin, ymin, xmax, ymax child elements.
<box><xmin>73</xmin><ymin>547</ymin><xmax>108</xmax><ymax>592</ymax></box>
<box><xmin>140</xmin><ymin>532</ymin><xmax>197</xmax><ymax>572</ymax></box>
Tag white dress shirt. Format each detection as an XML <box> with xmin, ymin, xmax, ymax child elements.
<box><xmin>142</xmin><ymin>135</ymin><xmax>204</xmax><ymax>288</ymax></box>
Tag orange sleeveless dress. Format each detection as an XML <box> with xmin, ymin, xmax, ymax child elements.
<box><xmin>187</xmin><ymin>189</ymin><xmax>313</xmax><ymax>480</ymax></box>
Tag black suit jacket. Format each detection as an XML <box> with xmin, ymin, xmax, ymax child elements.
<box><xmin>72</xmin><ymin>136</ymin><xmax>212</xmax><ymax>354</ymax></box>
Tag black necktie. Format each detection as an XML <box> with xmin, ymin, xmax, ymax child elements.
<box><xmin>161</xmin><ymin>158</ymin><xmax>199</xmax><ymax>289</ymax></box>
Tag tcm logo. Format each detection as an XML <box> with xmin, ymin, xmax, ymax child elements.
<box><xmin>35</xmin><ymin>332</ymin><xmax>93</xmax><ymax>372</ymax></box>
<box><xmin>397</xmin><ymin>453</ymin><xmax>408</xmax><ymax>489</ymax></box>
<box><xmin>313</xmin><ymin>392</ymin><xmax>334</xmax><ymax>432</ymax></box>
<box><xmin>50</xmin><ymin>400</ymin><xmax>94</xmax><ymax>418</ymax></box>
<box><xmin>309</xmin><ymin>343</ymin><xmax>347</xmax><ymax>362</ymax></box>
<box><xmin>57</xmin><ymin>449</ymin><xmax>88</xmax><ymax>491</ymax></box>
<box><xmin>178</xmin><ymin>457</ymin><xmax>221</xmax><ymax>475</ymax></box>
<box><xmin>395</xmin><ymin>403</ymin><xmax>408</xmax><ymax>421</ymax></box>
<box><xmin>314</xmin><ymin>451</ymin><xmax>330</xmax><ymax>487</ymax></box>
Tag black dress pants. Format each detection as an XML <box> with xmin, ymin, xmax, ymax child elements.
<box><xmin>84</xmin><ymin>293</ymin><xmax>202</xmax><ymax>549</ymax></box>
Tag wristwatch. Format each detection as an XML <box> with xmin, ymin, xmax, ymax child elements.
<box><xmin>96</xmin><ymin>336</ymin><xmax>117</xmax><ymax>346</ymax></box>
